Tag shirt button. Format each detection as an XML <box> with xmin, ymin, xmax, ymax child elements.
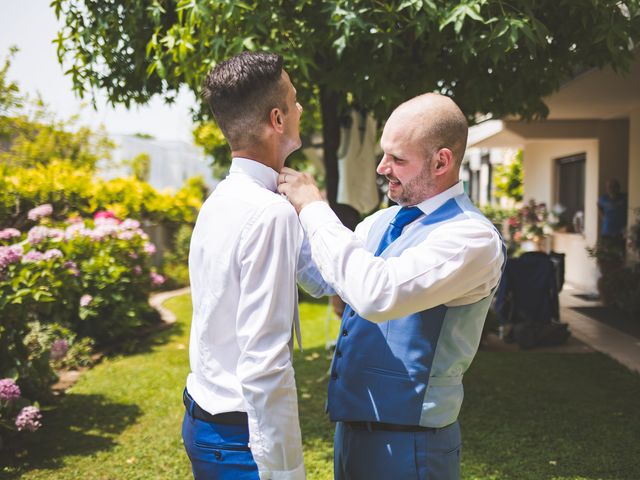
<box><xmin>332</xmin><ymin>372</ymin><xmax>338</xmax><ymax>380</ymax></box>
<box><xmin>336</xmin><ymin>350</ymin><xmax>342</xmax><ymax>358</ymax></box>
<box><xmin>342</xmin><ymin>329</ymin><xmax>348</xmax><ymax>337</ymax></box>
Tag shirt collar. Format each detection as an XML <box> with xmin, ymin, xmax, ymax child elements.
<box><xmin>414</xmin><ymin>181</ymin><xmax>465</xmax><ymax>215</ymax></box>
<box><xmin>229</xmin><ymin>157</ymin><xmax>279</xmax><ymax>192</ymax></box>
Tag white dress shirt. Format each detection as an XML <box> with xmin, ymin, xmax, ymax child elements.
<box><xmin>187</xmin><ymin>157</ymin><xmax>305</xmax><ymax>480</ymax></box>
<box><xmin>297</xmin><ymin>181</ymin><xmax>504</xmax><ymax>321</ymax></box>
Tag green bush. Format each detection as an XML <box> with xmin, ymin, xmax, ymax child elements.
<box><xmin>595</xmin><ymin>265</ymin><xmax>640</xmax><ymax>318</ymax></box>
<box><xmin>161</xmin><ymin>223</ymin><xmax>193</xmax><ymax>288</ymax></box>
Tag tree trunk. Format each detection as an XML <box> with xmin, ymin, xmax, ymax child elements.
<box><xmin>320</xmin><ymin>86</ymin><xmax>340</xmax><ymax>209</ymax></box>
<box><xmin>319</xmin><ymin>86</ymin><xmax>360</xmax><ymax>230</ymax></box>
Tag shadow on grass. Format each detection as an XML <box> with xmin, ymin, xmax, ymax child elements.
<box><xmin>97</xmin><ymin>311</ymin><xmax>187</xmax><ymax>360</ymax></box>
<box><xmin>0</xmin><ymin>393</ymin><xmax>141</xmax><ymax>478</ymax></box>
<box><xmin>461</xmin><ymin>351</ymin><xmax>640</xmax><ymax>480</ymax></box>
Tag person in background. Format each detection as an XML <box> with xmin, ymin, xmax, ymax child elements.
<box><xmin>182</xmin><ymin>51</ymin><xmax>305</xmax><ymax>480</ymax></box>
<box><xmin>280</xmin><ymin>93</ymin><xmax>505</xmax><ymax>480</ymax></box>
<box><xmin>598</xmin><ymin>178</ymin><xmax>628</xmax><ymax>249</ymax></box>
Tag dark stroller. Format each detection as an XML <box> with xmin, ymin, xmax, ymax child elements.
<box><xmin>495</xmin><ymin>251</ymin><xmax>570</xmax><ymax>349</ymax></box>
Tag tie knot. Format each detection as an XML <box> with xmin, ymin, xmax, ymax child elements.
<box><xmin>390</xmin><ymin>207</ymin><xmax>423</xmax><ymax>230</ymax></box>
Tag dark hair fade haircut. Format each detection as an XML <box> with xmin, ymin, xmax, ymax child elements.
<box><xmin>202</xmin><ymin>51</ymin><xmax>287</xmax><ymax>150</ymax></box>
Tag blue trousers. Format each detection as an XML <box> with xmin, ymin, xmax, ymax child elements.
<box><xmin>182</xmin><ymin>394</ymin><xmax>259</xmax><ymax>479</ymax></box>
<box><xmin>334</xmin><ymin>421</ymin><xmax>461</xmax><ymax>480</ymax></box>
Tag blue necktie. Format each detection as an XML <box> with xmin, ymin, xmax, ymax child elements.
<box><xmin>374</xmin><ymin>206</ymin><xmax>423</xmax><ymax>256</ymax></box>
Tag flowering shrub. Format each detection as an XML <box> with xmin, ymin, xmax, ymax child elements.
<box><xmin>1</xmin><ymin>205</ymin><xmax>164</xmax><ymax>408</ymax></box>
<box><xmin>0</xmin><ymin>377</ymin><xmax>41</xmax><ymax>449</ymax></box>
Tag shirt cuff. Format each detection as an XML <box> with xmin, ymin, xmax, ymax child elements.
<box><xmin>259</xmin><ymin>461</ymin><xmax>306</xmax><ymax>480</ymax></box>
<box><xmin>299</xmin><ymin>201</ymin><xmax>340</xmax><ymax>238</ymax></box>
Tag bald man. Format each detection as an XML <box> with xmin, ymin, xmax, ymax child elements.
<box><xmin>280</xmin><ymin>93</ymin><xmax>505</xmax><ymax>480</ymax></box>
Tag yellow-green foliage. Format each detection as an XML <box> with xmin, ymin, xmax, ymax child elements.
<box><xmin>0</xmin><ymin>115</ymin><xmax>114</xmax><ymax>170</ymax></box>
<box><xmin>0</xmin><ymin>160</ymin><xmax>204</xmax><ymax>227</ymax></box>
<box><xmin>494</xmin><ymin>150</ymin><xmax>524</xmax><ymax>203</ymax></box>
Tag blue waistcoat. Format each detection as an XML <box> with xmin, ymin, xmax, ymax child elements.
<box><xmin>327</xmin><ymin>194</ymin><xmax>505</xmax><ymax>428</ymax></box>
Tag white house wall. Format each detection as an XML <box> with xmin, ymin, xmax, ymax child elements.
<box><xmin>523</xmin><ymin>139</ymin><xmax>599</xmax><ymax>292</ymax></box>
<box><xmin>630</xmin><ymin>108</ymin><xmax>640</xmax><ymax>237</ymax></box>
<box><xmin>596</xmin><ymin>121</ymin><xmax>629</xmax><ymax>197</ymax></box>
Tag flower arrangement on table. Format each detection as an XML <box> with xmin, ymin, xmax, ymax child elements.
<box><xmin>505</xmin><ymin>199</ymin><xmax>560</xmax><ymax>253</ymax></box>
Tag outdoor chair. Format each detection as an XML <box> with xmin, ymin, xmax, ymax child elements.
<box><xmin>495</xmin><ymin>251</ymin><xmax>569</xmax><ymax>349</ymax></box>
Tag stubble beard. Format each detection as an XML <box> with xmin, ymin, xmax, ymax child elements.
<box><xmin>388</xmin><ymin>159</ymin><xmax>435</xmax><ymax>206</ymax></box>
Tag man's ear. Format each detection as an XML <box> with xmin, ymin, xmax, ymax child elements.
<box><xmin>433</xmin><ymin>148</ymin><xmax>453</xmax><ymax>176</ymax></box>
<box><xmin>270</xmin><ymin>108</ymin><xmax>285</xmax><ymax>134</ymax></box>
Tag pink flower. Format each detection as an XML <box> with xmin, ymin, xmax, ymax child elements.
<box><xmin>50</xmin><ymin>339</ymin><xmax>69</xmax><ymax>361</ymax></box>
<box><xmin>0</xmin><ymin>378</ymin><xmax>21</xmax><ymax>401</ymax></box>
<box><xmin>64</xmin><ymin>260</ymin><xmax>80</xmax><ymax>277</ymax></box>
<box><xmin>120</xmin><ymin>219</ymin><xmax>141</xmax><ymax>230</ymax></box>
<box><xmin>117</xmin><ymin>230</ymin><xmax>136</xmax><ymax>241</ymax></box>
<box><xmin>0</xmin><ymin>228</ymin><xmax>20</xmax><ymax>241</ymax></box>
<box><xmin>15</xmin><ymin>406</ymin><xmax>42</xmax><ymax>432</ymax></box>
<box><xmin>65</xmin><ymin>222</ymin><xmax>88</xmax><ymax>239</ymax></box>
<box><xmin>89</xmin><ymin>222</ymin><xmax>119</xmax><ymax>240</ymax></box>
<box><xmin>94</xmin><ymin>210</ymin><xmax>116</xmax><ymax>221</ymax></box>
<box><xmin>27</xmin><ymin>204</ymin><xmax>53</xmax><ymax>221</ymax></box>
<box><xmin>0</xmin><ymin>245</ymin><xmax>23</xmax><ymax>269</ymax></box>
<box><xmin>27</xmin><ymin>226</ymin><xmax>48</xmax><ymax>245</ymax></box>
<box><xmin>94</xmin><ymin>211</ymin><xmax>122</xmax><ymax>226</ymax></box>
<box><xmin>80</xmin><ymin>294</ymin><xmax>93</xmax><ymax>307</ymax></box>
<box><xmin>43</xmin><ymin>249</ymin><xmax>63</xmax><ymax>261</ymax></box>
<box><xmin>128</xmin><ymin>251</ymin><xmax>139</xmax><ymax>260</ymax></box>
<box><xmin>143</xmin><ymin>242</ymin><xmax>156</xmax><ymax>255</ymax></box>
<box><xmin>150</xmin><ymin>271</ymin><xmax>165</xmax><ymax>287</ymax></box>
<box><xmin>47</xmin><ymin>228</ymin><xmax>65</xmax><ymax>241</ymax></box>
<box><xmin>133</xmin><ymin>265</ymin><xmax>142</xmax><ymax>275</ymax></box>
<box><xmin>23</xmin><ymin>250</ymin><xmax>45</xmax><ymax>263</ymax></box>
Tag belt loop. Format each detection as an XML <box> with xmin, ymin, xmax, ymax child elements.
<box><xmin>366</xmin><ymin>422</ymin><xmax>373</xmax><ymax>432</ymax></box>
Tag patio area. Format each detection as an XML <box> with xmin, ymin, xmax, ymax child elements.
<box><xmin>559</xmin><ymin>286</ymin><xmax>640</xmax><ymax>374</ymax></box>
<box><xmin>484</xmin><ymin>283</ymin><xmax>640</xmax><ymax>375</ymax></box>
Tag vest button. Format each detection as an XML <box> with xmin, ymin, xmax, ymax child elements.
<box><xmin>332</xmin><ymin>372</ymin><xmax>338</xmax><ymax>380</ymax></box>
<box><xmin>349</xmin><ymin>310</ymin><xmax>355</xmax><ymax>317</ymax></box>
<box><xmin>336</xmin><ymin>350</ymin><xmax>342</xmax><ymax>358</ymax></box>
<box><xmin>214</xmin><ymin>450</ymin><xmax>222</xmax><ymax>460</ymax></box>
<box><xmin>342</xmin><ymin>329</ymin><xmax>348</xmax><ymax>336</ymax></box>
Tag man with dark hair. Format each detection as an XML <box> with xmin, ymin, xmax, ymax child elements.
<box><xmin>280</xmin><ymin>93</ymin><xmax>505</xmax><ymax>480</ymax></box>
<box><xmin>183</xmin><ymin>51</ymin><xmax>305</xmax><ymax>480</ymax></box>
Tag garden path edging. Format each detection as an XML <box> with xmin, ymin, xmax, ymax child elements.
<box><xmin>148</xmin><ymin>286</ymin><xmax>191</xmax><ymax>325</ymax></box>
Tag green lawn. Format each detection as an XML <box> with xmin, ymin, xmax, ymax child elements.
<box><xmin>2</xmin><ymin>293</ymin><xmax>640</xmax><ymax>479</ymax></box>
